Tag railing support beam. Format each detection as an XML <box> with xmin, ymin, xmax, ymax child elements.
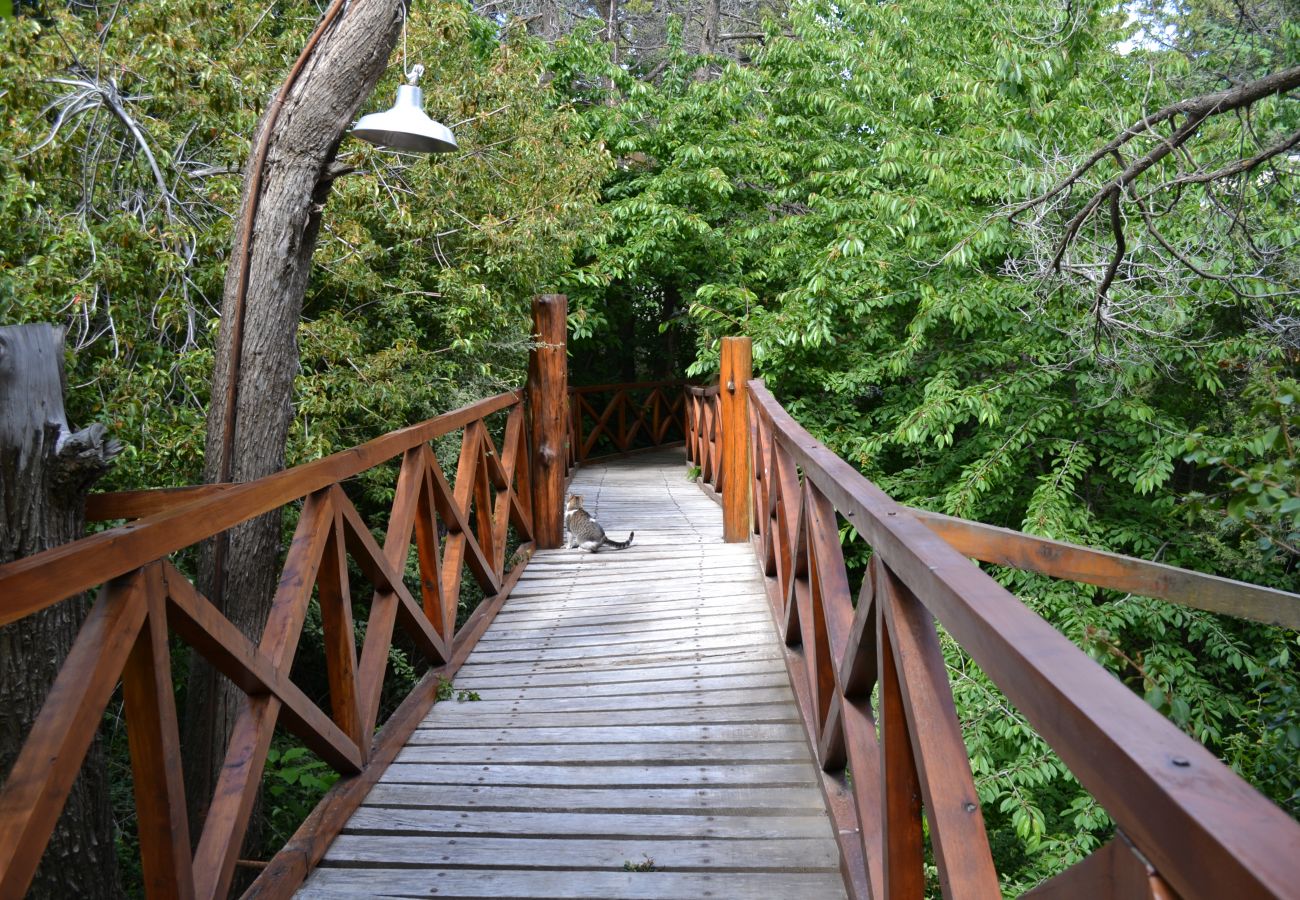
<box><xmin>720</xmin><ymin>336</ymin><xmax>753</xmax><ymax>541</ymax></box>
<box><xmin>528</xmin><ymin>294</ymin><xmax>568</xmax><ymax>549</ymax></box>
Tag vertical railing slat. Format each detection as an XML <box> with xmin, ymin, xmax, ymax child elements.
<box><xmin>878</xmin><ymin>584</ymin><xmax>926</xmax><ymax>900</ymax></box>
<box><xmin>317</xmin><ymin>496</ymin><xmax>364</xmax><ymax>749</ymax></box>
<box><xmin>123</xmin><ymin>563</ymin><xmax>195</xmax><ymax>900</ymax></box>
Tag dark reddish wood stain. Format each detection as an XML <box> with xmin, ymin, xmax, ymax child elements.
<box><xmin>528</xmin><ymin>294</ymin><xmax>567</xmax><ymax>548</ymax></box>
<box><xmin>881</xmin><ymin>566</ymin><xmax>999</xmax><ymax>897</ymax></box>
<box><xmin>879</xmin><ymin>604</ymin><xmax>926</xmax><ymax>900</ymax></box>
<box><xmin>1023</xmin><ymin>831</ymin><xmax>1176</xmax><ymax>899</ymax></box>
<box><xmin>913</xmin><ymin>508</ymin><xmax>1300</xmax><ymax>629</ymax></box>
<box><xmin>122</xmin><ymin>565</ymin><xmax>195</xmax><ymax>900</ymax></box>
<box><xmin>720</xmin><ymin>337</ymin><xmax>753</xmax><ymax>541</ymax></box>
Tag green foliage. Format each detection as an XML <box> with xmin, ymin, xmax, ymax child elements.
<box><xmin>554</xmin><ymin>0</ymin><xmax>1300</xmax><ymax>891</ymax></box>
<box><xmin>435</xmin><ymin>675</ymin><xmax>481</xmax><ymax>702</ymax></box>
<box><xmin>5</xmin><ymin>0</ymin><xmax>1299</xmax><ymax>891</ymax></box>
<box><xmin>1187</xmin><ymin>370</ymin><xmax>1300</xmax><ymax>561</ymax></box>
<box><xmin>297</xmin><ymin>7</ymin><xmax>609</xmax><ymax>456</ymax></box>
<box><xmin>0</xmin><ymin>1</ymin><xmax>248</xmax><ymax>487</ymax></box>
<box><xmin>262</xmin><ymin>744</ymin><xmax>341</xmax><ymax>849</ymax></box>
<box><xmin>1</xmin><ymin>0</ymin><xmax>607</xmax><ymax>488</ymax></box>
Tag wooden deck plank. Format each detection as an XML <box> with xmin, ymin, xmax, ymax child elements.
<box><xmin>453</xmin><ymin>657</ymin><xmax>787</xmax><ymax>687</ymax></box>
<box><xmin>298</xmin><ymin>868</ymin><xmax>848</xmax><ymax>899</ymax></box>
<box><xmin>342</xmin><ymin>808</ymin><xmax>837</xmax><ymax>840</ymax></box>
<box><xmin>464</xmin><ymin>634</ymin><xmax>778</xmax><ymax>663</ymax></box>
<box><xmin>394</xmin><ymin>740</ymin><xmax>814</xmax><ymax>764</ymax></box>
<box><xmin>491</xmin><ymin>594</ymin><xmax>769</xmax><ymax>617</ymax></box>
<box><xmin>448</xmin><ymin>672</ymin><xmax>794</xmax><ymax>697</ymax></box>
<box><xmin>480</xmin><ymin>611</ymin><xmax>774</xmax><ymax>639</ymax></box>
<box><xmin>321</xmin><ymin>834</ymin><xmax>841</xmax><ymax>868</ymax></box>
<box><xmin>360</xmin><ymin>783</ymin><xmax>830</xmax><ymax>811</ymax></box>
<box><xmin>500</xmin><ymin>589</ymin><xmax>767</xmax><ymax>609</ymax></box>
<box><xmin>297</xmin><ymin>448</ymin><xmax>845</xmax><ymax>900</ymax></box>
<box><xmin>474</xmin><ymin>621</ymin><xmax>777</xmax><ymax>653</ymax></box>
<box><xmin>403</xmin><ymin>723</ymin><xmax>809</xmax><ymax>744</ymax></box>
<box><xmin>412</xmin><ymin>687</ymin><xmax>795</xmax><ymax>713</ymax></box>
<box><xmin>504</xmin><ymin>581</ymin><xmax>765</xmax><ymax>602</ymax></box>
<box><xmin>509</xmin><ymin>566</ymin><xmax>760</xmax><ymax>588</ymax></box>
<box><xmin>449</xmin><ymin>646</ymin><xmax>786</xmax><ymax>678</ymax></box>
<box><xmin>415</xmin><ymin>706</ymin><xmax>802</xmax><ymax>728</ymax></box>
<box><xmin>377</xmin><ymin>762</ymin><xmax>818</xmax><ymax>787</ymax></box>
<box><xmin>464</xmin><ymin>636</ymin><xmax>781</xmax><ymax>665</ymax></box>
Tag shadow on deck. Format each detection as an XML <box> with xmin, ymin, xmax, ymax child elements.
<box><xmin>296</xmin><ymin>449</ymin><xmax>848</xmax><ymax>899</ymax></box>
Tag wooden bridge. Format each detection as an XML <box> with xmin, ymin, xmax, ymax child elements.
<box><xmin>297</xmin><ymin>448</ymin><xmax>848</xmax><ymax>898</ymax></box>
<box><xmin>3</xmin><ymin>301</ymin><xmax>1300</xmax><ymax>899</ymax></box>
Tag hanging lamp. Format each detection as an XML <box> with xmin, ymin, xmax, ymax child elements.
<box><xmin>352</xmin><ymin>64</ymin><xmax>457</xmax><ymax>154</ymax></box>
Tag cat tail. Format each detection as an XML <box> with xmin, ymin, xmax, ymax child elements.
<box><xmin>603</xmin><ymin>531</ymin><xmax>634</xmax><ymax>550</ymax></box>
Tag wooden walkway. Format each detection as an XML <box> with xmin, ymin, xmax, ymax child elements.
<box><xmin>296</xmin><ymin>448</ymin><xmax>847</xmax><ymax>899</ymax></box>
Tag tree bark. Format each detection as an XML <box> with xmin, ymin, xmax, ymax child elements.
<box><xmin>186</xmin><ymin>0</ymin><xmax>405</xmax><ymax>843</ymax></box>
<box><xmin>698</xmin><ymin>0</ymin><xmax>719</xmax><ymax>56</ymax></box>
<box><xmin>692</xmin><ymin>0</ymin><xmax>719</xmax><ymax>80</ymax></box>
<box><xmin>0</xmin><ymin>323</ymin><xmax>121</xmax><ymax>900</ymax></box>
<box><xmin>660</xmin><ymin>283</ymin><xmax>680</xmax><ymax>378</ymax></box>
<box><xmin>596</xmin><ymin>0</ymin><xmax>620</xmax><ymax>100</ymax></box>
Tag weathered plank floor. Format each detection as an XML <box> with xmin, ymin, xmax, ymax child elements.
<box><xmin>297</xmin><ymin>447</ymin><xmax>846</xmax><ymax>900</ymax></box>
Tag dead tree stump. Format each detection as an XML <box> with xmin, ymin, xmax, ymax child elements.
<box><xmin>0</xmin><ymin>323</ymin><xmax>122</xmax><ymax>899</ymax></box>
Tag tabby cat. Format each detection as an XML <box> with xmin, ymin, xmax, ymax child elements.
<box><xmin>564</xmin><ymin>494</ymin><xmax>634</xmax><ymax>551</ymax></box>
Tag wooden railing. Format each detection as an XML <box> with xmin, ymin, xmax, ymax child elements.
<box><xmin>566</xmin><ymin>379</ymin><xmax>687</xmax><ymax>467</ymax></box>
<box><xmin>684</xmin><ymin>383</ymin><xmax>721</xmax><ymax>493</ymax></box>
<box><xmin>702</xmin><ymin>364</ymin><xmax>1300</xmax><ymax>898</ymax></box>
<box><xmin>0</xmin><ymin>389</ymin><xmax>540</xmax><ymax>900</ymax></box>
<box><xmin>7</xmin><ymin>336</ymin><xmax>1296</xmax><ymax>899</ymax></box>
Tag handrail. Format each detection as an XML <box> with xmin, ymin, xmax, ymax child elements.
<box><xmin>725</xmin><ymin>376</ymin><xmax>1300</xmax><ymax>899</ymax></box>
<box><xmin>911</xmin><ymin>507</ymin><xmax>1300</xmax><ymax>630</ymax></box>
<box><xmin>0</xmin><ymin>388</ymin><xmax>535</xmax><ymax>900</ymax></box>
<box><xmin>0</xmin><ymin>389</ymin><xmax>522</xmax><ymax>624</ymax></box>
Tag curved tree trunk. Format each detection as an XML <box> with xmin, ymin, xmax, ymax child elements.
<box><xmin>184</xmin><ymin>0</ymin><xmax>405</xmax><ymax>846</ymax></box>
<box><xmin>0</xmin><ymin>323</ymin><xmax>121</xmax><ymax>900</ymax></box>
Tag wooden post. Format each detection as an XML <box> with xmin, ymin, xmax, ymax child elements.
<box><xmin>720</xmin><ymin>336</ymin><xmax>752</xmax><ymax>542</ymax></box>
<box><xmin>528</xmin><ymin>294</ymin><xmax>568</xmax><ymax>549</ymax></box>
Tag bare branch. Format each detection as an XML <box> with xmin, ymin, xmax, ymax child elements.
<box><xmin>1154</xmin><ymin>126</ymin><xmax>1300</xmax><ymax>191</ymax></box>
<box><xmin>1094</xmin><ymin>188</ymin><xmax>1126</xmax><ymax>316</ymax></box>
<box><xmin>1009</xmin><ymin>64</ymin><xmax>1300</xmax><ymax>222</ymax></box>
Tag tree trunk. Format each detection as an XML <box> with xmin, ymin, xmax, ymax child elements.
<box><xmin>533</xmin><ymin>0</ymin><xmax>563</xmax><ymax>42</ymax></box>
<box><xmin>698</xmin><ymin>0</ymin><xmax>719</xmax><ymax>56</ymax></box>
<box><xmin>185</xmin><ymin>0</ymin><xmax>406</xmax><ymax>846</ymax></box>
<box><xmin>597</xmin><ymin>0</ymin><xmax>620</xmax><ymax>99</ymax></box>
<box><xmin>0</xmin><ymin>323</ymin><xmax>121</xmax><ymax>900</ymax></box>
<box><xmin>660</xmin><ymin>283</ymin><xmax>680</xmax><ymax>379</ymax></box>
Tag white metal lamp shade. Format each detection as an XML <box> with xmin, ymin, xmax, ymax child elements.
<box><xmin>352</xmin><ymin>83</ymin><xmax>457</xmax><ymax>154</ymax></box>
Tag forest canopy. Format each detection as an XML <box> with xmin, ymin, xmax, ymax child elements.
<box><xmin>1</xmin><ymin>0</ymin><xmax>1298</xmax><ymax>893</ymax></box>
